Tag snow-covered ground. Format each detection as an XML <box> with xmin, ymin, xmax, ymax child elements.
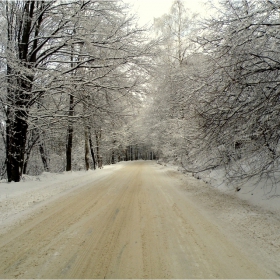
<box><xmin>0</xmin><ymin>163</ymin><xmax>125</xmax><ymax>233</ymax></box>
<box><xmin>206</xmin><ymin>168</ymin><xmax>280</xmax><ymax>214</ymax></box>
<box><xmin>1</xmin><ymin>160</ymin><xmax>280</xmax><ymax>236</ymax></box>
<box><xmin>176</xmin><ymin>164</ymin><xmax>280</xmax><ymax>215</ymax></box>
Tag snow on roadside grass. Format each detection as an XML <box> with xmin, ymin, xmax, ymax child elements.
<box><xmin>0</xmin><ymin>162</ymin><xmax>125</xmax><ymax>232</ymax></box>
<box><xmin>206</xmin><ymin>167</ymin><xmax>280</xmax><ymax>214</ymax></box>
<box><xmin>159</xmin><ymin>161</ymin><xmax>280</xmax><ymax>215</ymax></box>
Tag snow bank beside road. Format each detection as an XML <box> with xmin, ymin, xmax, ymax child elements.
<box><xmin>172</xmin><ymin>163</ymin><xmax>280</xmax><ymax>215</ymax></box>
<box><xmin>205</xmin><ymin>167</ymin><xmax>280</xmax><ymax>214</ymax></box>
<box><xmin>0</xmin><ymin>163</ymin><xmax>125</xmax><ymax>232</ymax></box>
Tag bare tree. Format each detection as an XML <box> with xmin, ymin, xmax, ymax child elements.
<box><xmin>0</xmin><ymin>0</ymin><xmax>157</xmax><ymax>180</ymax></box>
<box><xmin>193</xmin><ymin>0</ymin><xmax>280</xmax><ymax>188</ymax></box>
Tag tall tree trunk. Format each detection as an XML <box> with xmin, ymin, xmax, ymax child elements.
<box><xmin>111</xmin><ymin>150</ymin><xmax>115</xmax><ymax>164</ymax></box>
<box><xmin>23</xmin><ymin>158</ymin><xmax>29</xmax><ymax>175</ymax></box>
<box><xmin>96</xmin><ymin>132</ymin><xmax>100</xmax><ymax>167</ymax></box>
<box><xmin>125</xmin><ymin>148</ymin><xmax>128</xmax><ymax>161</ymax></box>
<box><xmin>135</xmin><ymin>145</ymin><xmax>138</xmax><ymax>160</ymax></box>
<box><xmin>95</xmin><ymin>129</ymin><xmax>102</xmax><ymax>168</ymax></box>
<box><xmin>6</xmin><ymin>76</ymin><xmax>31</xmax><ymax>182</ymax></box>
<box><xmin>5</xmin><ymin>2</ymin><xmax>36</xmax><ymax>182</ymax></box>
<box><xmin>84</xmin><ymin>127</ymin><xmax>90</xmax><ymax>171</ymax></box>
<box><xmin>39</xmin><ymin>141</ymin><xmax>49</xmax><ymax>172</ymax></box>
<box><xmin>111</xmin><ymin>141</ymin><xmax>117</xmax><ymax>164</ymax></box>
<box><xmin>6</xmin><ymin>112</ymin><xmax>28</xmax><ymax>182</ymax></box>
<box><xmin>88</xmin><ymin>128</ymin><xmax>96</xmax><ymax>170</ymax></box>
<box><xmin>66</xmin><ymin>42</ymin><xmax>76</xmax><ymax>171</ymax></box>
<box><xmin>111</xmin><ymin>132</ymin><xmax>116</xmax><ymax>164</ymax></box>
<box><xmin>66</xmin><ymin>94</ymin><xmax>74</xmax><ymax>171</ymax></box>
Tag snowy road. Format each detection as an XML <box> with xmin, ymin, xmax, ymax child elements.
<box><xmin>0</xmin><ymin>161</ymin><xmax>279</xmax><ymax>278</ymax></box>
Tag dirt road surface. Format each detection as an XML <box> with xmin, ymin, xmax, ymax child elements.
<box><xmin>0</xmin><ymin>161</ymin><xmax>279</xmax><ymax>278</ymax></box>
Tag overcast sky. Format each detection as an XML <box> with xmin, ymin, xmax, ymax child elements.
<box><xmin>124</xmin><ymin>0</ymin><xmax>213</xmax><ymax>26</ymax></box>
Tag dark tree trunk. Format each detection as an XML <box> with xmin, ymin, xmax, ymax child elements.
<box><xmin>135</xmin><ymin>145</ymin><xmax>138</xmax><ymax>160</ymax></box>
<box><xmin>84</xmin><ymin>127</ymin><xmax>90</xmax><ymax>171</ymax></box>
<box><xmin>6</xmin><ymin>67</ymin><xmax>32</xmax><ymax>181</ymax></box>
<box><xmin>125</xmin><ymin>148</ymin><xmax>128</xmax><ymax>161</ymax></box>
<box><xmin>95</xmin><ymin>129</ymin><xmax>102</xmax><ymax>168</ymax></box>
<box><xmin>111</xmin><ymin>140</ymin><xmax>117</xmax><ymax>164</ymax></box>
<box><xmin>23</xmin><ymin>159</ymin><xmax>28</xmax><ymax>175</ymax></box>
<box><xmin>6</xmin><ymin>113</ymin><xmax>28</xmax><ymax>182</ymax></box>
<box><xmin>111</xmin><ymin>150</ymin><xmax>115</xmax><ymax>164</ymax></box>
<box><xmin>66</xmin><ymin>41</ymin><xmax>76</xmax><ymax>172</ymax></box>
<box><xmin>5</xmin><ymin>2</ymin><xmax>36</xmax><ymax>182</ymax></box>
<box><xmin>66</xmin><ymin>94</ymin><xmax>74</xmax><ymax>171</ymax></box>
<box><xmin>89</xmin><ymin>129</ymin><xmax>96</xmax><ymax>170</ymax></box>
<box><xmin>39</xmin><ymin>142</ymin><xmax>49</xmax><ymax>172</ymax></box>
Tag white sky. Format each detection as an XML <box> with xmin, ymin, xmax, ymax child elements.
<box><xmin>124</xmin><ymin>0</ymin><xmax>213</xmax><ymax>26</ymax></box>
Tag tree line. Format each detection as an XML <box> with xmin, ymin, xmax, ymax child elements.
<box><xmin>143</xmin><ymin>0</ymin><xmax>280</xmax><ymax>191</ymax></box>
<box><xmin>2</xmin><ymin>0</ymin><xmax>279</xmax><ymax>190</ymax></box>
<box><xmin>0</xmin><ymin>0</ymin><xmax>156</xmax><ymax>182</ymax></box>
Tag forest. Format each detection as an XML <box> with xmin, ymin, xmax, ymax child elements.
<box><xmin>1</xmin><ymin>0</ymin><xmax>280</xmax><ymax>191</ymax></box>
